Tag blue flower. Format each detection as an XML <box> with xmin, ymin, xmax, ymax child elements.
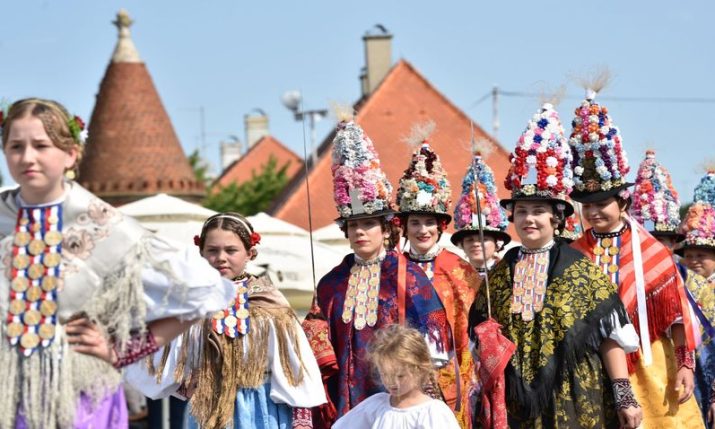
<box><xmin>537</xmin><ymin>118</ymin><xmax>549</xmax><ymax>129</ymax></box>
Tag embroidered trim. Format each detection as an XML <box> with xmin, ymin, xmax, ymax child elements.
<box><xmin>354</xmin><ymin>251</ymin><xmax>386</xmax><ymax>266</ymax></box>
<box><xmin>408</xmin><ymin>244</ymin><xmax>442</xmax><ymax>261</ymax></box>
<box><xmin>113</xmin><ymin>329</ymin><xmax>159</xmax><ymax>368</ymax></box>
<box><xmin>612</xmin><ymin>378</ymin><xmax>640</xmax><ymax>410</ymax></box>
<box><xmin>212</xmin><ymin>277</ymin><xmax>250</xmax><ymax>337</ymax></box>
<box><xmin>591</xmin><ymin>222</ymin><xmax>629</xmax><ymax>239</ymax></box>
<box><xmin>675</xmin><ymin>345</ymin><xmax>696</xmax><ymax>371</ymax></box>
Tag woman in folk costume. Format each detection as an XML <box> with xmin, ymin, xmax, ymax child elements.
<box><xmin>468</xmin><ymin>101</ymin><xmax>642</xmax><ymax>428</ymax></box>
<box><xmin>0</xmin><ymin>99</ymin><xmax>236</xmax><ymax>429</ymax></box>
<box><xmin>450</xmin><ymin>147</ymin><xmax>512</xmax><ymax>274</ymax></box>
<box><xmin>675</xmin><ymin>169</ymin><xmax>715</xmax><ymax>424</ymax></box>
<box><xmin>394</xmin><ymin>121</ymin><xmax>480</xmax><ymax>428</ymax></box>
<box><xmin>568</xmin><ymin>82</ymin><xmax>704</xmax><ymax>427</ymax></box>
<box><xmin>125</xmin><ymin>213</ymin><xmax>325</xmax><ymax>429</ymax></box>
<box><xmin>303</xmin><ymin>110</ymin><xmax>452</xmax><ymax>428</ymax></box>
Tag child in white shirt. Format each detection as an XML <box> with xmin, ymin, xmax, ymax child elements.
<box><xmin>333</xmin><ymin>324</ymin><xmax>460</xmax><ymax>429</ymax></box>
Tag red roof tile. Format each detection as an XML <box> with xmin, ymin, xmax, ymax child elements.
<box><xmin>271</xmin><ymin>60</ymin><xmax>513</xmax><ymax>233</ymax></box>
<box><xmin>214</xmin><ymin>135</ymin><xmax>303</xmax><ymax>189</ymax></box>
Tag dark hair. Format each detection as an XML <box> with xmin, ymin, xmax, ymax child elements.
<box><xmin>198</xmin><ymin>212</ymin><xmax>256</xmax><ymax>257</ymax></box>
<box><xmin>339</xmin><ymin>216</ymin><xmax>400</xmax><ymax>250</ymax></box>
<box><xmin>614</xmin><ymin>195</ymin><xmax>632</xmax><ymax>212</ymax></box>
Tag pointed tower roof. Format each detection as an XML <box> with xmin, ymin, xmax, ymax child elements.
<box><xmin>78</xmin><ymin>10</ymin><xmax>204</xmax><ymax>206</ymax></box>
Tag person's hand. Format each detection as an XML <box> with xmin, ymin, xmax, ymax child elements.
<box><xmin>674</xmin><ymin>366</ymin><xmax>695</xmax><ymax>403</ymax></box>
<box><xmin>617</xmin><ymin>405</ymin><xmax>642</xmax><ymax>429</ymax></box>
<box><xmin>65</xmin><ymin>317</ymin><xmax>117</xmax><ymax>365</ymax></box>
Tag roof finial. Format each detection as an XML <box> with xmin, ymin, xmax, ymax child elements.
<box><xmin>111</xmin><ymin>9</ymin><xmax>141</xmax><ymax>63</ymax></box>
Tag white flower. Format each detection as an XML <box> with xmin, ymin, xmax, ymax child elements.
<box><xmin>546</xmin><ymin>156</ymin><xmax>558</xmax><ymax>168</ymax></box>
<box><xmin>589</xmin><ymin>133</ymin><xmax>599</xmax><ymax>142</ymax></box>
<box><xmin>79</xmin><ymin>130</ymin><xmax>89</xmax><ymax>143</ymax></box>
<box><xmin>573</xmin><ymin>117</ymin><xmax>583</xmax><ymax>126</ymax></box>
<box><xmin>546</xmin><ymin>175</ymin><xmax>558</xmax><ymax>186</ymax></box>
<box><xmin>574</xmin><ymin>166</ymin><xmax>584</xmax><ymax>175</ymax></box>
<box><xmin>416</xmin><ymin>190</ymin><xmax>433</xmax><ymax>207</ymax></box>
<box><xmin>589</xmin><ymin>115</ymin><xmax>599</xmax><ymax>124</ymax></box>
<box><xmin>526</xmin><ymin>155</ymin><xmax>537</xmax><ymax>165</ymax></box>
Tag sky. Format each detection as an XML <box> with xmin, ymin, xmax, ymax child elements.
<box><xmin>1</xmin><ymin>0</ymin><xmax>714</xmax><ymax>204</ymax></box>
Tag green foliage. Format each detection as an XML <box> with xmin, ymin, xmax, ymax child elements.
<box><xmin>204</xmin><ymin>155</ymin><xmax>291</xmax><ymax>215</ymax></box>
<box><xmin>188</xmin><ymin>149</ymin><xmax>211</xmax><ymax>186</ymax></box>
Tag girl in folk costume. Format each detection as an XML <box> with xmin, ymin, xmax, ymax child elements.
<box><xmin>450</xmin><ymin>147</ymin><xmax>512</xmax><ymax>274</ymax></box>
<box><xmin>333</xmin><ymin>324</ymin><xmax>460</xmax><ymax>429</ymax></box>
<box><xmin>303</xmin><ymin>110</ymin><xmax>452</xmax><ymax>428</ymax></box>
<box><xmin>469</xmin><ymin>101</ymin><xmax>642</xmax><ymax>428</ymax></box>
<box><xmin>0</xmin><ymin>99</ymin><xmax>236</xmax><ymax>429</ymax></box>
<box><xmin>126</xmin><ymin>213</ymin><xmax>325</xmax><ymax>429</ymax></box>
<box><xmin>395</xmin><ymin>121</ymin><xmax>479</xmax><ymax>428</ymax></box>
<box><xmin>568</xmin><ymin>82</ymin><xmax>704</xmax><ymax>427</ymax></box>
<box><xmin>631</xmin><ymin>151</ymin><xmax>715</xmax><ymax>421</ymax></box>
<box><xmin>676</xmin><ymin>169</ymin><xmax>715</xmax><ymax>424</ymax></box>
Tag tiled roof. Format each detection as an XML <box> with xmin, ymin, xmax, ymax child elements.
<box><xmin>271</xmin><ymin>59</ymin><xmax>512</xmax><ymax>232</ymax></box>
<box><xmin>78</xmin><ymin>11</ymin><xmax>203</xmax><ymax>206</ymax></box>
<box><xmin>214</xmin><ymin>135</ymin><xmax>303</xmax><ymax>189</ymax></box>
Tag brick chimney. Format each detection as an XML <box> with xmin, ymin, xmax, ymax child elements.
<box><xmin>244</xmin><ymin>109</ymin><xmax>269</xmax><ymax>148</ymax></box>
<box><xmin>361</xmin><ymin>25</ymin><xmax>393</xmax><ymax>96</ymax></box>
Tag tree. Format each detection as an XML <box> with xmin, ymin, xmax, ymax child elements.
<box><xmin>188</xmin><ymin>149</ymin><xmax>211</xmax><ymax>186</ymax></box>
<box><xmin>204</xmin><ymin>155</ymin><xmax>291</xmax><ymax>215</ymax></box>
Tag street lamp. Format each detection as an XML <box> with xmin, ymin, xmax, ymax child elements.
<box><xmin>281</xmin><ymin>90</ymin><xmax>328</xmax><ymax>167</ymax></box>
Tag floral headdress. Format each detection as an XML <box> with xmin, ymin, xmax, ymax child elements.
<box><xmin>630</xmin><ymin>150</ymin><xmax>682</xmax><ymax>234</ymax></box>
<box><xmin>450</xmin><ymin>152</ymin><xmax>511</xmax><ymax>246</ymax></box>
<box><xmin>501</xmin><ymin>102</ymin><xmax>574</xmax><ymax>215</ymax></box>
<box><xmin>331</xmin><ymin>109</ymin><xmax>394</xmax><ymax>221</ymax></box>
<box><xmin>677</xmin><ymin>168</ymin><xmax>715</xmax><ymax>253</ymax></box>
<box><xmin>568</xmin><ymin>85</ymin><xmax>631</xmax><ymax>203</ymax></box>
<box><xmin>560</xmin><ymin>196</ymin><xmax>583</xmax><ymax>242</ymax></box>
<box><xmin>396</xmin><ymin>121</ymin><xmax>452</xmax><ymax>221</ymax></box>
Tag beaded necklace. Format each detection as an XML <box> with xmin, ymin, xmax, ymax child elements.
<box><xmin>343</xmin><ymin>252</ymin><xmax>385</xmax><ymax>330</ymax></box>
<box><xmin>591</xmin><ymin>223</ymin><xmax>628</xmax><ymax>285</ymax></box>
<box><xmin>511</xmin><ymin>240</ymin><xmax>554</xmax><ymax>322</ymax></box>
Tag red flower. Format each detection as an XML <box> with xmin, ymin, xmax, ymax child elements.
<box><xmin>73</xmin><ymin>115</ymin><xmax>85</xmax><ymax>130</ymax></box>
<box><xmin>391</xmin><ymin>216</ymin><xmax>401</xmax><ymax>227</ymax></box>
<box><xmin>250</xmin><ymin>231</ymin><xmax>261</xmax><ymax>246</ymax></box>
<box><xmin>193</xmin><ymin>235</ymin><xmax>201</xmax><ymax>247</ymax></box>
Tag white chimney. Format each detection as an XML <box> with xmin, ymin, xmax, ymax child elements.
<box><xmin>362</xmin><ymin>25</ymin><xmax>393</xmax><ymax>96</ymax></box>
<box><xmin>220</xmin><ymin>138</ymin><xmax>242</xmax><ymax>169</ymax></box>
<box><xmin>244</xmin><ymin>109</ymin><xmax>269</xmax><ymax>148</ymax></box>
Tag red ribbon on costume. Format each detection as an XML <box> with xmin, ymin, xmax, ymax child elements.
<box><xmin>474</xmin><ymin>319</ymin><xmax>515</xmax><ymax>429</ymax></box>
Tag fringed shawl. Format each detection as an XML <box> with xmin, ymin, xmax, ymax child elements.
<box><xmin>155</xmin><ymin>275</ymin><xmax>306</xmax><ymax>429</ymax></box>
<box><xmin>572</xmin><ymin>223</ymin><xmax>694</xmax><ymax>371</ymax></box>
<box><xmin>469</xmin><ymin>241</ymin><xmax>628</xmax><ymax>420</ymax></box>
<box><xmin>0</xmin><ymin>183</ymin><xmax>180</xmax><ymax>429</ymax></box>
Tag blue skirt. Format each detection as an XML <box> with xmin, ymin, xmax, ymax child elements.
<box><xmin>185</xmin><ymin>382</ymin><xmax>292</xmax><ymax>429</ymax></box>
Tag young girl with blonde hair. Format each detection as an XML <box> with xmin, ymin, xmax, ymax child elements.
<box><xmin>333</xmin><ymin>324</ymin><xmax>459</xmax><ymax>429</ymax></box>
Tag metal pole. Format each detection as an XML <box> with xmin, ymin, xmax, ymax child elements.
<box><xmin>309</xmin><ymin>113</ymin><xmax>318</xmax><ymax>167</ymax></box>
<box><xmin>492</xmin><ymin>85</ymin><xmax>499</xmax><ymax>140</ymax></box>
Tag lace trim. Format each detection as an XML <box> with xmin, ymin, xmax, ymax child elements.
<box><xmin>408</xmin><ymin>244</ymin><xmax>442</xmax><ymax>262</ymax></box>
<box><xmin>354</xmin><ymin>250</ymin><xmax>386</xmax><ymax>266</ymax></box>
<box><xmin>519</xmin><ymin>240</ymin><xmax>555</xmax><ymax>254</ymax></box>
<box><xmin>612</xmin><ymin>378</ymin><xmax>640</xmax><ymax>410</ymax></box>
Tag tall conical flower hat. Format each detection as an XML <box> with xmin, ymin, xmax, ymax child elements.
<box><xmin>331</xmin><ymin>107</ymin><xmax>394</xmax><ymax>222</ymax></box>
<box><xmin>450</xmin><ymin>146</ymin><xmax>511</xmax><ymax>246</ymax></box>
<box><xmin>630</xmin><ymin>150</ymin><xmax>683</xmax><ymax>238</ymax></box>
<box><xmin>501</xmin><ymin>102</ymin><xmax>574</xmax><ymax>216</ymax></box>
<box><xmin>677</xmin><ymin>167</ymin><xmax>715</xmax><ymax>254</ymax></box>
<box><xmin>396</xmin><ymin>121</ymin><xmax>452</xmax><ymax>222</ymax></box>
<box><xmin>569</xmin><ymin>74</ymin><xmax>632</xmax><ymax>203</ymax></box>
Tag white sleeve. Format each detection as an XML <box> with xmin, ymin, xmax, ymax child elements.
<box><xmin>600</xmin><ymin>310</ymin><xmax>640</xmax><ymax>353</ymax></box>
<box><xmin>422</xmin><ymin>400</ymin><xmax>461</xmax><ymax>429</ymax></box>
<box><xmin>268</xmin><ymin>319</ymin><xmax>327</xmax><ymax>408</ymax></box>
<box><xmin>141</xmin><ymin>236</ymin><xmax>236</xmax><ymax>322</ymax></box>
<box><xmin>123</xmin><ymin>335</ymin><xmax>183</xmax><ymax>400</ymax></box>
<box><xmin>333</xmin><ymin>393</ymin><xmax>384</xmax><ymax>429</ymax></box>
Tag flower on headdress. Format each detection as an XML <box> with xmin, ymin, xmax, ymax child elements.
<box><xmin>250</xmin><ymin>231</ymin><xmax>261</xmax><ymax>246</ymax></box>
<box><xmin>193</xmin><ymin>235</ymin><xmax>201</xmax><ymax>247</ymax></box>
